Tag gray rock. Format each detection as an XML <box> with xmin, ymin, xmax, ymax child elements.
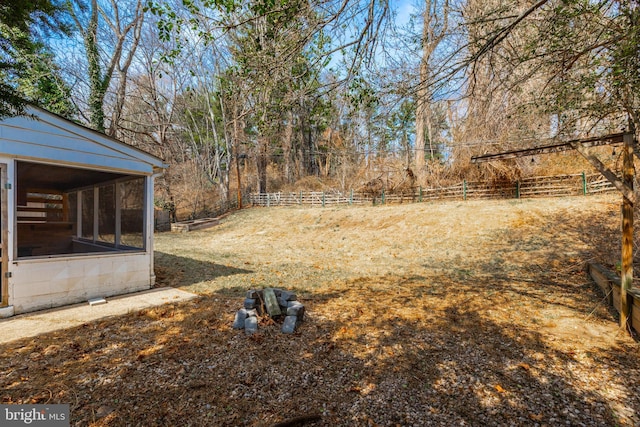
<box><xmin>246</xmin><ymin>290</ymin><xmax>258</xmax><ymax>299</ymax></box>
<box><xmin>286</xmin><ymin>302</ymin><xmax>305</xmax><ymax>320</ymax></box>
<box><xmin>246</xmin><ymin>309</ymin><xmax>257</xmax><ymax>317</ymax></box>
<box><xmin>263</xmin><ymin>288</ymin><xmax>282</xmax><ymax>316</ymax></box>
<box><xmin>273</xmin><ymin>288</ymin><xmax>283</xmax><ymax>297</ymax></box>
<box><xmin>277</xmin><ymin>296</ymin><xmax>288</xmax><ymax>308</ymax></box>
<box><xmin>95</xmin><ymin>406</ymin><xmax>114</xmax><ymax>418</ymax></box>
<box><xmin>232</xmin><ymin>309</ymin><xmax>248</xmax><ymax>329</ymax></box>
<box><xmin>282</xmin><ymin>315</ymin><xmax>297</xmax><ymax>334</ymax></box>
<box><xmin>244</xmin><ymin>316</ymin><xmax>258</xmax><ymax>334</ymax></box>
<box><xmin>244</xmin><ymin>298</ymin><xmax>256</xmax><ymax>309</ymax></box>
<box><xmin>281</xmin><ymin>290</ymin><xmax>297</xmax><ymax>301</ymax></box>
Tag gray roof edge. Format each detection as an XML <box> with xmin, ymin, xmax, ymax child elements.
<box><xmin>25</xmin><ymin>105</ymin><xmax>167</xmax><ymax>169</ymax></box>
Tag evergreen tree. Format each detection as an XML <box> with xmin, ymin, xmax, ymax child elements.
<box><xmin>12</xmin><ymin>40</ymin><xmax>75</xmax><ymax>117</ymax></box>
<box><xmin>0</xmin><ymin>0</ymin><xmax>67</xmax><ymax>117</ymax></box>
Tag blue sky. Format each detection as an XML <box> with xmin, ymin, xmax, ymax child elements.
<box><xmin>394</xmin><ymin>0</ymin><xmax>419</xmax><ymax>27</ymax></box>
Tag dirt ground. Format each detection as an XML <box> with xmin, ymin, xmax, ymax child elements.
<box><xmin>2</xmin><ymin>194</ymin><xmax>640</xmax><ymax>426</ymax></box>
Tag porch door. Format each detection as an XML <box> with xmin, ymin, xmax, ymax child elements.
<box><xmin>1</xmin><ymin>163</ymin><xmax>7</xmax><ymax>307</ymax></box>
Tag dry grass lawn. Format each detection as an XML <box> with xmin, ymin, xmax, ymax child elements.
<box><xmin>2</xmin><ymin>194</ymin><xmax>640</xmax><ymax>426</ymax></box>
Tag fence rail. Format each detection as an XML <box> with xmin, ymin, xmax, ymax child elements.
<box><xmin>249</xmin><ymin>172</ymin><xmax>618</xmax><ymax>207</ymax></box>
<box><xmin>154</xmin><ymin>193</ymin><xmax>252</xmax><ymax>231</ymax></box>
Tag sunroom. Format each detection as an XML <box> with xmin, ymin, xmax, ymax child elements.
<box><xmin>17</xmin><ymin>161</ymin><xmax>146</xmax><ymax>257</ymax></box>
<box><xmin>0</xmin><ymin>106</ymin><xmax>165</xmax><ymax>316</ymax></box>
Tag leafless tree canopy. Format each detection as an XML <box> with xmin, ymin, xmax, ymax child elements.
<box><xmin>31</xmin><ymin>0</ymin><xmax>640</xmax><ymax>218</ymax></box>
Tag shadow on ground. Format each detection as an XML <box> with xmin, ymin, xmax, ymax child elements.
<box><xmin>1</xmin><ymin>270</ymin><xmax>638</xmax><ymax>426</ymax></box>
<box><xmin>2</xmin><ymin>200</ymin><xmax>639</xmax><ymax>426</ymax></box>
<box><xmin>154</xmin><ymin>251</ymin><xmax>253</xmax><ymax>291</ymax></box>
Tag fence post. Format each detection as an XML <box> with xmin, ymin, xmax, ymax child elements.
<box><xmin>620</xmin><ymin>132</ymin><xmax>635</xmax><ymax>332</ymax></box>
<box><xmin>419</xmin><ymin>186</ymin><xmax>423</xmax><ymax>203</ymax></box>
<box><xmin>515</xmin><ymin>181</ymin><xmax>520</xmax><ymax>199</ymax></box>
<box><xmin>582</xmin><ymin>171</ymin><xmax>587</xmax><ymax>195</ymax></box>
<box><xmin>299</xmin><ymin>191</ymin><xmax>303</xmax><ymax>205</ymax></box>
<box><xmin>349</xmin><ymin>189</ymin><xmax>353</xmax><ymax>205</ymax></box>
<box><xmin>463</xmin><ymin>180</ymin><xmax>467</xmax><ymax>200</ymax></box>
<box><xmin>322</xmin><ymin>192</ymin><xmax>325</xmax><ymax>207</ymax></box>
<box><xmin>381</xmin><ymin>189</ymin><xmax>385</xmax><ymax>204</ymax></box>
<box><xmin>267</xmin><ymin>194</ymin><xmax>270</xmax><ymax>207</ymax></box>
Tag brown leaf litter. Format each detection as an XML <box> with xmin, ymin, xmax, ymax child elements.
<box><xmin>1</xmin><ymin>195</ymin><xmax>639</xmax><ymax>426</ymax></box>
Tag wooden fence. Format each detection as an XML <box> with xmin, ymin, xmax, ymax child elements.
<box><xmin>154</xmin><ymin>193</ymin><xmax>251</xmax><ymax>231</ymax></box>
<box><xmin>588</xmin><ymin>263</ymin><xmax>640</xmax><ymax>334</ymax></box>
<box><xmin>250</xmin><ymin>172</ymin><xmax>617</xmax><ymax>207</ymax></box>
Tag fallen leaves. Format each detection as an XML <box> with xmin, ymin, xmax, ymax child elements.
<box><xmin>2</xmin><ymin>195</ymin><xmax>640</xmax><ymax>426</ymax></box>
<box><xmin>529</xmin><ymin>413</ymin><xmax>544</xmax><ymax>421</ymax></box>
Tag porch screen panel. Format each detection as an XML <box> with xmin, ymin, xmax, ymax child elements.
<box><xmin>16</xmin><ymin>161</ymin><xmax>145</xmax><ymax>257</ymax></box>
<box><xmin>67</xmin><ymin>192</ymin><xmax>77</xmax><ymax>229</ymax></box>
<box><xmin>120</xmin><ymin>178</ymin><xmax>144</xmax><ymax>249</ymax></box>
<box><xmin>81</xmin><ymin>190</ymin><xmax>94</xmax><ymax>240</ymax></box>
<box><xmin>98</xmin><ymin>184</ymin><xmax>116</xmax><ymax>244</ymax></box>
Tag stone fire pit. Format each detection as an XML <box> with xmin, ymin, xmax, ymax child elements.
<box><xmin>232</xmin><ymin>288</ymin><xmax>305</xmax><ymax>334</ymax></box>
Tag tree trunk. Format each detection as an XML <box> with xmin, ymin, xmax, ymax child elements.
<box><xmin>283</xmin><ymin>110</ymin><xmax>294</xmax><ymax>183</ymax></box>
<box><xmin>415</xmin><ymin>0</ymin><xmax>448</xmax><ymax>178</ymax></box>
<box><xmin>85</xmin><ymin>0</ymin><xmax>106</xmax><ymax>132</ymax></box>
<box><xmin>71</xmin><ymin>0</ymin><xmax>144</xmax><ymax>133</ymax></box>
<box><xmin>108</xmin><ymin>2</ymin><xmax>143</xmax><ymax>137</ymax></box>
<box><xmin>233</xmin><ymin>113</ymin><xmax>243</xmax><ymax>208</ymax></box>
<box><xmin>307</xmin><ymin>123</ymin><xmax>317</xmax><ymax>175</ymax></box>
<box><xmin>620</xmin><ymin>132</ymin><xmax>635</xmax><ymax>331</ymax></box>
<box><xmin>257</xmin><ymin>137</ymin><xmax>268</xmax><ymax>194</ymax></box>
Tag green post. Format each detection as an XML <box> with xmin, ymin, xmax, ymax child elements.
<box><xmin>299</xmin><ymin>190</ymin><xmax>303</xmax><ymax>205</ymax></box>
<box><xmin>349</xmin><ymin>189</ymin><xmax>353</xmax><ymax>205</ymax></box>
<box><xmin>322</xmin><ymin>192</ymin><xmax>325</xmax><ymax>207</ymax></box>
<box><xmin>381</xmin><ymin>189</ymin><xmax>385</xmax><ymax>204</ymax></box>
<box><xmin>515</xmin><ymin>181</ymin><xmax>520</xmax><ymax>199</ymax></box>
<box><xmin>419</xmin><ymin>186</ymin><xmax>423</xmax><ymax>203</ymax></box>
<box><xmin>463</xmin><ymin>180</ymin><xmax>467</xmax><ymax>201</ymax></box>
<box><xmin>582</xmin><ymin>171</ymin><xmax>587</xmax><ymax>195</ymax></box>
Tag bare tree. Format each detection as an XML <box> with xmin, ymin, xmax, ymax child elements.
<box><xmin>68</xmin><ymin>0</ymin><xmax>144</xmax><ymax>134</ymax></box>
<box><xmin>414</xmin><ymin>0</ymin><xmax>449</xmax><ymax>178</ymax></box>
<box><xmin>457</xmin><ymin>0</ymin><xmax>639</xmax><ymax>138</ymax></box>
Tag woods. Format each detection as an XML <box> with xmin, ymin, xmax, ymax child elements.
<box><xmin>3</xmin><ymin>3</ymin><xmax>640</xmax><ymax>421</ymax></box>
<box><xmin>2</xmin><ymin>0</ymin><xmax>639</xmax><ymax>219</ymax></box>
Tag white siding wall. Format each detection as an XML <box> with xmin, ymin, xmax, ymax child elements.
<box><xmin>10</xmin><ymin>252</ymin><xmax>152</xmax><ymax>313</ymax></box>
